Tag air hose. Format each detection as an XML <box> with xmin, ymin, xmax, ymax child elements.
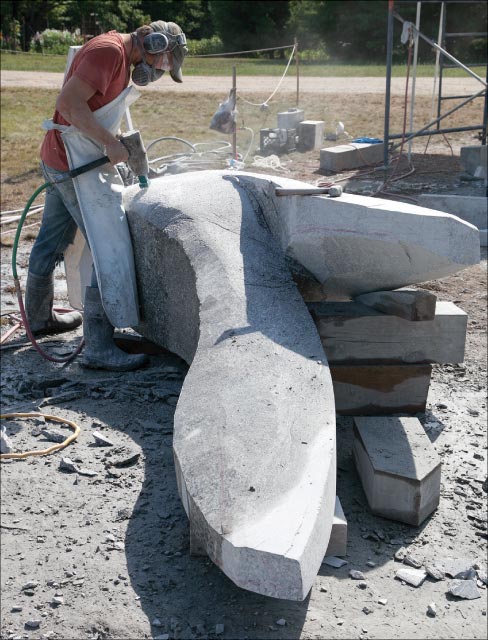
<box><xmin>12</xmin><ymin>182</ymin><xmax>84</xmax><ymax>364</ymax></box>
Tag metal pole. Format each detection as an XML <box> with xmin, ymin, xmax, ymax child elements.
<box><xmin>295</xmin><ymin>37</ymin><xmax>300</xmax><ymax>107</ymax></box>
<box><xmin>436</xmin><ymin>2</ymin><xmax>447</xmax><ymax>131</ymax></box>
<box><xmin>393</xmin><ymin>10</ymin><xmax>486</xmax><ymax>86</ymax></box>
<box><xmin>232</xmin><ymin>66</ymin><xmax>237</xmax><ymax>160</ymax></box>
<box><xmin>390</xmin><ymin>88</ymin><xmax>486</xmax><ymax>149</ymax></box>
<box><xmin>408</xmin><ymin>2</ymin><xmax>421</xmax><ymax>161</ymax></box>
<box><xmin>384</xmin><ymin>0</ymin><xmax>395</xmax><ymax>173</ymax></box>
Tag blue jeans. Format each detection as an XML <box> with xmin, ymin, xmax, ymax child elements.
<box><xmin>29</xmin><ymin>161</ymin><xmax>96</xmax><ymax>286</ymax></box>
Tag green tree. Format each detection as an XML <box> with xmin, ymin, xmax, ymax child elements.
<box><xmin>140</xmin><ymin>0</ymin><xmax>213</xmax><ymax>39</ymax></box>
<box><xmin>209</xmin><ymin>0</ymin><xmax>291</xmax><ymax>55</ymax></box>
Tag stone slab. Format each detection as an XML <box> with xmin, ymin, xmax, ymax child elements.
<box><xmin>125</xmin><ymin>171</ymin><xmax>336</xmax><ymax>601</ymax></box>
<box><xmin>320</xmin><ymin>142</ymin><xmax>384</xmax><ymax>172</ymax></box>
<box><xmin>417</xmin><ymin>194</ymin><xmax>487</xmax><ymax>231</ymax></box>
<box><xmin>324</xmin><ymin>496</ymin><xmax>347</xmax><ymax>557</ymax></box>
<box><xmin>234</xmin><ymin>172</ymin><xmax>480</xmax><ymax>297</ymax></box>
<box><xmin>331</xmin><ymin>364</ymin><xmax>432</xmax><ymax>415</ymax></box>
<box><xmin>355</xmin><ymin>288</ymin><xmax>436</xmax><ymax>321</ymax></box>
<box><xmin>309</xmin><ymin>300</ymin><xmax>467</xmax><ymax>364</ymax></box>
<box><xmin>297</xmin><ymin>120</ymin><xmax>325</xmax><ymax>151</ymax></box>
<box><xmin>353</xmin><ymin>417</ymin><xmax>441</xmax><ymax>525</ymax></box>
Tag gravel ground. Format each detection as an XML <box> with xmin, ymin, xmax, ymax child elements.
<box><xmin>0</xmin><ymin>71</ymin><xmax>484</xmax><ymax>96</ymax></box>
<box><xmin>1</xmin><ymin>72</ymin><xmax>487</xmax><ymax>640</ymax></box>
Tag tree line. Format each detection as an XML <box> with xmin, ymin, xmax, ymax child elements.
<box><xmin>1</xmin><ymin>0</ymin><xmax>485</xmax><ymax>63</ymax></box>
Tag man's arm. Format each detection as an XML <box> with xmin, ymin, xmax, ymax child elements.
<box><xmin>56</xmin><ymin>76</ymin><xmax>129</xmax><ymax>165</ymax></box>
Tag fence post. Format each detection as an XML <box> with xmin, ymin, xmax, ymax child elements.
<box><xmin>295</xmin><ymin>37</ymin><xmax>300</xmax><ymax>107</ymax></box>
<box><xmin>232</xmin><ymin>66</ymin><xmax>237</xmax><ymax>160</ymax></box>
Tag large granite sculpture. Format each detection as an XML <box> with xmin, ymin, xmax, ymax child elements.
<box><xmin>123</xmin><ymin>171</ymin><xmax>479</xmax><ymax>600</ymax></box>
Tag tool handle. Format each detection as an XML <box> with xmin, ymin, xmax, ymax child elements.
<box><xmin>69</xmin><ymin>155</ymin><xmax>110</xmax><ymax>179</ymax></box>
<box><xmin>275</xmin><ymin>187</ymin><xmax>330</xmax><ymax>196</ymax></box>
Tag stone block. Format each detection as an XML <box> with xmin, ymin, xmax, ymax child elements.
<box><xmin>277</xmin><ymin>108</ymin><xmax>304</xmax><ymax>129</ymax></box>
<box><xmin>235</xmin><ymin>173</ymin><xmax>480</xmax><ymax>297</ymax></box>
<box><xmin>324</xmin><ymin>497</ymin><xmax>347</xmax><ymax>557</ymax></box>
<box><xmin>460</xmin><ymin>145</ymin><xmax>487</xmax><ymax>177</ymax></box>
<box><xmin>330</xmin><ymin>364</ymin><xmax>432</xmax><ymax>415</ymax></box>
<box><xmin>352</xmin><ymin>417</ymin><xmax>441</xmax><ymax>526</ymax></box>
<box><xmin>309</xmin><ymin>301</ymin><xmax>467</xmax><ymax>364</ymax></box>
<box><xmin>297</xmin><ymin>120</ymin><xmax>325</xmax><ymax>151</ymax></box>
<box><xmin>320</xmin><ymin>142</ymin><xmax>384</xmax><ymax>172</ymax></box>
<box><xmin>417</xmin><ymin>194</ymin><xmax>487</xmax><ymax>231</ymax></box>
<box><xmin>355</xmin><ymin>288</ymin><xmax>436</xmax><ymax>321</ymax></box>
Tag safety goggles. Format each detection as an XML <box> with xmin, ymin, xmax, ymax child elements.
<box><xmin>143</xmin><ymin>31</ymin><xmax>187</xmax><ymax>55</ymax></box>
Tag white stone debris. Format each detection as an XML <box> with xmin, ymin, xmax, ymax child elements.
<box><xmin>350</xmin><ymin>570</ymin><xmax>365</xmax><ymax>580</ymax></box>
<box><xmin>395</xmin><ymin>567</ymin><xmax>427</xmax><ymax>587</ymax></box>
<box><xmin>427</xmin><ymin>603</ymin><xmax>437</xmax><ymax>617</ymax></box>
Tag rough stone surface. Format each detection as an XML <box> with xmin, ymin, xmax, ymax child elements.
<box><xmin>353</xmin><ymin>417</ymin><xmax>441</xmax><ymax>525</ymax></box>
<box><xmin>233</xmin><ymin>172</ymin><xmax>480</xmax><ymax>297</ymax></box>
<box><xmin>125</xmin><ymin>171</ymin><xmax>336</xmax><ymax>601</ymax></box>
<box><xmin>355</xmin><ymin>288</ymin><xmax>437</xmax><ymax>321</ymax></box>
<box><xmin>448</xmin><ymin>579</ymin><xmax>481</xmax><ymax>600</ymax></box>
<box><xmin>320</xmin><ymin>142</ymin><xmax>384</xmax><ymax>172</ymax></box>
<box><xmin>324</xmin><ymin>496</ymin><xmax>347</xmax><ymax>557</ymax></box>
<box><xmin>418</xmin><ymin>194</ymin><xmax>487</xmax><ymax>246</ymax></box>
<box><xmin>309</xmin><ymin>300</ymin><xmax>467</xmax><ymax>364</ymax></box>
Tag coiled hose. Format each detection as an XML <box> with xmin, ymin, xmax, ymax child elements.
<box><xmin>12</xmin><ymin>183</ymin><xmax>84</xmax><ymax>364</ymax></box>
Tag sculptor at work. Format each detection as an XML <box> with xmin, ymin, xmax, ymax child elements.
<box><xmin>25</xmin><ymin>20</ymin><xmax>187</xmax><ymax>371</ymax></box>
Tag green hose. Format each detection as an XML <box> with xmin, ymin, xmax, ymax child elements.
<box><xmin>12</xmin><ymin>182</ymin><xmax>50</xmax><ymax>279</ymax></box>
<box><xmin>12</xmin><ymin>181</ymin><xmax>85</xmax><ymax>364</ymax></box>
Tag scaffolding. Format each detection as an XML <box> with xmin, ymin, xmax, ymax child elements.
<box><xmin>383</xmin><ymin>0</ymin><xmax>487</xmax><ymax>169</ymax></box>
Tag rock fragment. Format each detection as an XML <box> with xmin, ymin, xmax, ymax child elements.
<box><xmin>404</xmin><ymin>553</ymin><xmax>423</xmax><ymax>569</ymax></box>
<box><xmin>425</xmin><ymin>564</ymin><xmax>445</xmax><ymax>581</ymax></box>
<box><xmin>275</xmin><ymin>619</ymin><xmax>286</xmax><ymax>626</ymax></box>
<box><xmin>21</xmin><ymin>581</ymin><xmax>39</xmax><ymax>591</ymax></box>
<box><xmin>427</xmin><ymin>603</ymin><xmax>437</xmax><ymax>617</ymax></box>
<box><xmin>92</xmin><ymin>431</ymin><xmax>114</xmax><ymax>447</ymax></box>
<box><xmin>215</xmin><ymin>623</ymin><xmax>225</xmax><ymax>634</ymax></box>
<box><xmin>59</xmin><ymin>457</ymin><xmax>97</xmax><ymax>477</ymax></box>
<box><xmin>41</xmin><ymin>429</ymin><xmax>66</xmax><ymax>443</ymax></box>
<box><xmin>395</xmin><ymin>567</ymin><xmax>427</xmax><ymax>587</ymax></box>
<box><xmin>322</xmin><ymin>556</ymin><xmax>348</xmax><ymax>568</ymax></box>
<box><xmin>1</xmin><ymin>425</ymin><xmax>13</xmax><ymax>454</ymax></box>
<box><xmin>25</xmin><ymin>620</ymin><xmax>41</xmax><ymax>629</ymax></box>
<box><xmin>448</xmin><ymin>579</ymin><xmax>481</xmax><ymax>600</ymax></box>
<box><xmin>349</xmin><ymin>570</ymin><xmax>365</xmax><ymax>580</ymax></box>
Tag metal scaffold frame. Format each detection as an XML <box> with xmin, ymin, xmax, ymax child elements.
<box><xmin>383</xmin><ymin>0</ymin><xmax>488</xmax><ymax>169</ymax></box>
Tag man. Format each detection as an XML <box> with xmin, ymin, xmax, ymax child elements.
<box><xmin>26</xmin><ymin>20</ymin><xmax>187</xmax><ymax>371</ymax></box>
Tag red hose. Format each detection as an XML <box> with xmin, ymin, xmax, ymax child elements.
<box><xmin>14</xmin><ymin>277</ymin><xmax>84</xmax><ymax>364</ymax></box>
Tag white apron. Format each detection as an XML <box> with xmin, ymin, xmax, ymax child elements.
<box><xmin>44</xmin><ymin>86</ymin><xmax>141</xmax><ymax>327</ymax></box>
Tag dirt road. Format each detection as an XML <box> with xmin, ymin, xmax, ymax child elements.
<box><xmin>1</xmin><ymin>70</ymin><xmax>485</xmax><ymax>96</ymax></box>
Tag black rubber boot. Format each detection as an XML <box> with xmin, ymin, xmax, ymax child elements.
<box><xmin>82</xmin><ymin>286</ymin><xmax>148</xmax><ymax>372</ymax></box>
<box><xmin>25</xmin><ymin>271</ymin><xmax>83</xmax><ymax>336</ymax></box>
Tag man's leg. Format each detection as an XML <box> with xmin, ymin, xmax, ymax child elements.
<box><xmin>28</xmin><ymin>162</ymin><xmax>147</xmax><ymax>370</ymax></box>
<box><xmin>26</xmin><ymin>167</ymin><xmax>83</xmax><ymax>335</ymax></box>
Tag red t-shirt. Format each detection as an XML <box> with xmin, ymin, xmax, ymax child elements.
<box><xmin>41</xmin><ymin>31</ymin><xmax>130</xmax><ymax>171</ymax></box>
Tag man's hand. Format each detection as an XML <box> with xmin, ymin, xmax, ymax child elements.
<box><xmin>105</xmin><ymin>139</ymin><xmax>129</xmax><ymax>165</ymax></box>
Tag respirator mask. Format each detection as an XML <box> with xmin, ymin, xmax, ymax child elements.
<box><xmin>131</xmin><ymin>30</ymin><xmax>187</xmax><ymax>87</ymax></box>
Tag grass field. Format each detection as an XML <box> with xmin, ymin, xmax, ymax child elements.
<box><xmin>1</xmin><ymin>49</ymin><xmax>483</xmax><ymax>77</ymax></box>
<box><xmin>1</xmin><ymin>84</ymin><xmax>482</xmax><ymax>218</ymax></box>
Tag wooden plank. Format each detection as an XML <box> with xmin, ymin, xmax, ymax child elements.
<box><xmin>330</xmin><ymin>364</ymin><xmax>432</xmax><ymax>416</ymax></box>
<box><xmin>309</xmin><ymin>301</ymin><xmax>467</xmax><ymax>364</ymax></box>
<box><xmin>355</xmin><ymin>288</ymin><xmax>437</xmax><ymax>321</ymax></box>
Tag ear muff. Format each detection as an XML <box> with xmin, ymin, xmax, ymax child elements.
<box><xmin>143</xmin><ymin>32</ymin><xmax>169</xmax><ymax>54</ymax></box>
